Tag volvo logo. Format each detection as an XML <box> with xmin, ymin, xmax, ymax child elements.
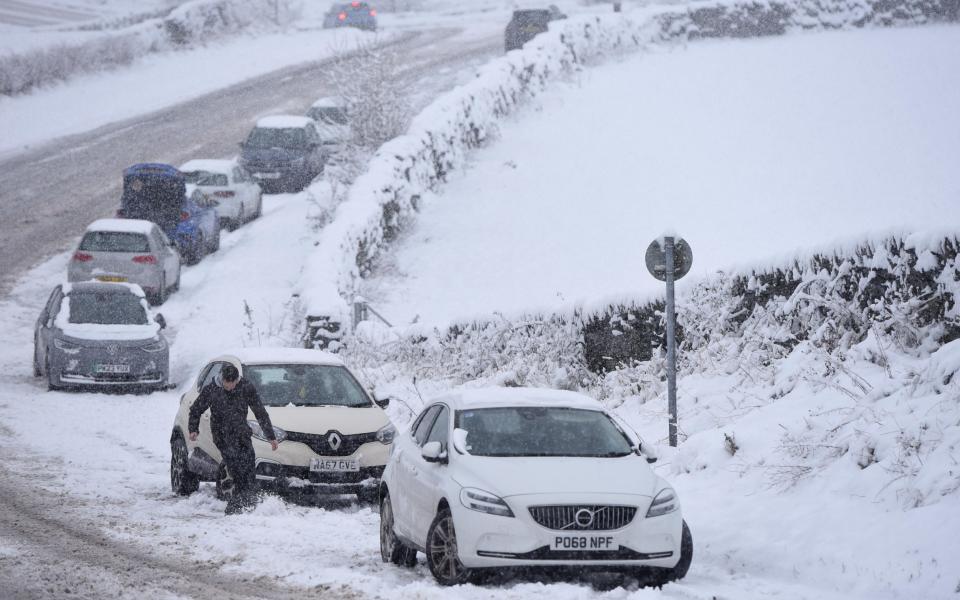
<box><xmin>106</xmin><ymin>344</ymin><xmax>120</xmax><ymax>356</ymax></box>
<box><xmin>327</xmin><ymin>432</ymin><xmax>342</xmax><ymax>451</ymax></box>
<box><xmin>574</xmin><ymin>508</ymin><xmax>595</xmax><ymax>528</ymax></box>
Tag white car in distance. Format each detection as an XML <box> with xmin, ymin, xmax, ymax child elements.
<box><xmin>379</xmin><ymin>388</ymin><xmax>692</xmax><ymax>586</ymax></box>
<box><xmin>179</xmin><ymin>159</ymin><xmax>262</xmax><ymax>230</ymax></box>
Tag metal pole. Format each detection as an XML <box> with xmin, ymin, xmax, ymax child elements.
<box><xmin>665</xmin><ymin>237</ymin><xmax>678</xmax><ymax>447</ymax></box>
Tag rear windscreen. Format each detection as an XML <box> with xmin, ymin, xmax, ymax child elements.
<box><xmin>183</xmin><ymin>171</ymin><xmax>228</xmax><ymax>186</ymax></box>
<box><xmin>80</xmin><ymin>232</ymin><xmax>150</xmax><ymax>253</ymax></box>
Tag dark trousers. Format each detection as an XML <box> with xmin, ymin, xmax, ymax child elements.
<box><xmin>221</xmin><ymin>437</ymin><xmax>258</xmax><ymax>513</ymax></box>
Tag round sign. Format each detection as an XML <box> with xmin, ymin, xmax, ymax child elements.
<box><xmin>645</xmin><ymin>237</ymin><xmax>693</xmax><ymax>281</ymax></box>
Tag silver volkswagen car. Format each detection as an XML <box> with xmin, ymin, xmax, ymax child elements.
<box><xmin>33</xmin><ymin>282</ymin><xmax>169</xmax><ymax>391</ymax></box>
<box><xmin>67</xmin><ymin>219</ymin><xmax>181</xmax><ymax>305</ymax></box>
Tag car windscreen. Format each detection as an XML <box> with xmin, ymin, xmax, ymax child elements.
<box><xmin>512</xmin><ymin>10</ymin><xmax>550</xmax><ymax>25</ymax></box>
<box><xmin>308</xmin><ymin>106</ymin><xmax>348</xmax><ymax>126</ymax></box>
<box><xmin>245</xmin><ymin>127</ymin><xmax>308</xmax><ymax>149</ymax></box>
<box><xmin>182</xmin><ymin>171</ymin><xmax>228</xmax><ymax>186</ymax></box>
<box><xmin>79</xmin><ymin>231</ymin><xmax>150</xmax><ymax>253</ymax></box>
<box><xmin>455</xmin><ymin>407</ymin><xmax>634</xmax><ymax>457</ymax></box>
<box><xmin>245</xmin><ymin>364</ymin><xmax>372</xmax><ymax>407</ymax></box>
<box><xmin>68</xmin><ymin>291</ymin><xmax>148</xmax><ymax>325</ymax></box>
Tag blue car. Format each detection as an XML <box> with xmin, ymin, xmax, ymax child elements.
<box><xmin>117</xmin><ymin>164</ymin><xmax>219</xmax><ymax>265</ymax></box>
<box><xmin>323</xmin><ymin>2</ymin><xmax>377</xmax><ymax>31</ymax></box>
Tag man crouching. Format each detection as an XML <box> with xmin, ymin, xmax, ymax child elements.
<box><xmin>188</xmin><ymin>363</ymin><xmax>278</xmax><ymax>515</ymax></box>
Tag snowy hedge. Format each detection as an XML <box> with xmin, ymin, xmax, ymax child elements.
<box><xmin>0</xmin><ymin>0</ymin><xmax>295</xmax><ymax>97</ymax></box>
<box><xmin>298</xmin><ymin>0</ymin><xmax>958</xmax><ymax>347</ymax></box>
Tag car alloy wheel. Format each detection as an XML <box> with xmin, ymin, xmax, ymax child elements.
<box><xmin>380</xmin><ymin>493</ymin><xmax>416</xmax><ymax>567</ymax></box>
<box><xmin>170</xmin><ymin>436</ymin><xmax>199</xmax><ymax>495</ymax></box>
<box><xmin>426</xmin><ymin>508</ymin><xmax>471</xmax><ymax>585</ymax></box>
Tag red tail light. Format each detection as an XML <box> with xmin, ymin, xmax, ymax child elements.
<box><xmin>370</xmin><ymin>9</ymin><xmax>376</xmax><ymax>16</ymax></box>
<box><xmin>72</xmin><ymin>252</ymin><xmax>93</xmax><ymax>262</ymax></box>
<box><xmin>132</xmin><ymin>255</ymin><xmax>156</xmax><ymax>264</ymax></box>
<box><xmin>180</xmin><ymin>211</ymin><xmax>190</xmax><ymax>221</ymax></box>
<box><xmin>338</xmin><ymin>12</ymin><xmax>346</xmax><ymax>20</ymax></box>
<box><xmin>351</xmin><ymin>1</ymin><xmax>359</xmax><ymax>6</ymax></box>
<box><xmin>213</xmin><ymin>191</ymin><xmax>235</xmax><ymax>198</ymax></box>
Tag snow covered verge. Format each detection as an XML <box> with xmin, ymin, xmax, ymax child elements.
<box><xmin>296</xmin><ymin>0</ymin><xmax>960</xmax><ymax>346</ymax></box>
<box><xmin>0</xmin><ymin>0</ymin><xmax>300</xmax><ymax>97</ymax></box>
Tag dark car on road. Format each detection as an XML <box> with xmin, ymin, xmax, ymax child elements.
<box><xmin>239</xmin><ymin>116</ymin><xmax>327</xmax><ymax>194</ymax></box>
<box><xmin>34</xmin><ymin>282</ymin><xmax>169</xmax><ymax>392</ymax></box>
<box><xmin>323</xmin><ymin>1</ymin><xmax>377</xmax><ymax>31</ymax></box>
<box><xmin>505</xmin><ymin>5</ymin><xmax>566</xmax><ymax>52</ymax></box>
<box><xmin>117</xmin><ymin>164</ymin><xmax>220</xmax><ymax>265</ymax></box>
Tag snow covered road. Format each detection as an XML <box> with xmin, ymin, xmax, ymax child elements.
<box><xmin>0</xmin><ymin>25</ymin><xmax>501</xmax><ymax>296</ymax></box>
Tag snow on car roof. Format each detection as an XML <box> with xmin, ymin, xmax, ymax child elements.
<box><xmin>438</xmin><ymin>387</ymin><xmax>604</xmax><ymax>412</ymax></box>
<box><xmin>179</xmin><ymin>159</ymin><xmax>234</xmax><ymax>174</ymax></box>
<box><xmin>311</xmin><ymin>96</ymin><xmax>346</xmax><ymax>108</ymax></box>
<box><xmin>256</xmin><ymin>115</ymin><xmax>314</xmax><ymax>129</ymax></box>
<box><xmin>221</xmin><ymin>347</ymin><xmax>345</xmax><ymax>367</ymax></box>
<box><xmin>85</xmin><ymin>218</ymin><xmax>155</xmax><ymax>235</ymax></box>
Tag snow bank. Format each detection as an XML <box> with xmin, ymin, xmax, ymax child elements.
<box><xmin>297</xmin><ymin>0</ymin><xmax>959</xmax><ymax>347</ymax></box>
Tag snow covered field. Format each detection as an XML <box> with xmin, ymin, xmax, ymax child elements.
<box><xmin>363</xmin><ymin>25</ymin><xmax>960</xmax><ymax>326</ymax></box>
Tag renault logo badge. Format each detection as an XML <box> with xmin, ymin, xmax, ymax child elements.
<box><xmin>327</xmin><ymin>432</ymin><xmax>342</xmax><ymax>451</ymax></box>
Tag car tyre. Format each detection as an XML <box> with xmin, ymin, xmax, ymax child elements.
<box><xmin>426</xmin><ymin>507</ymin><xmax>471</xmax><ymax>586</ymax></box>
<box><xmin>215</xmin><ymin>463</ymin><xmax>234</xmax><ymax>501</ymax></box>
<box><xmin>150</xmin><ymin>274</ymin><xmax>167</xmax><ymax>306</ymax></box>
<box><xmin>209</xmin><ymin>226</ymin><xmax>220</xmax><ymax>253</ymax></box>
<box><xmin>45</xmin><ymin>353</ymin><xmax>60</xmax><ymax>391</ymax></box>
<box><xmin>644</xmin><ymin>520</ymin><xmax>693</xmax><ymax>588</ymax></box>
<box><xmin>171</xmin><ymin>435</ymin><xmax>200</xmax><ymax>496</ymax></box>
<box><xmin>186</xmin><ymin>233</ymin><xmax>204</xmax><ymax>265</ymax></box>
<box><xmin>32</xmin><ymin>336</ymin><xmax>41</xmax><ymax>377</ymax></box>
<box><xmin>380</xmin><ymin>493</ymin><xmax>417</xmax><ymax>567</ymax></box>
<box><xmin>251</xmin><ymin>192</ymin><xmax>263</xmax><ymax>220</ymax></box>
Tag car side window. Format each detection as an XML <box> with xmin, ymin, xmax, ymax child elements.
<box><xmin>425</xmin><ymin>406</ymin><xmax>449</xmax><ymax>448</ymax></box>
<box><xmin>412</xmin><ymin>405</ymin><xmax>441</xmax><ymax>446</ymax></box>
<box><xmin>197</xmin><ymin>362</ymin><xmax>222</xmax><ymax>390</ymax></box>
<box><xmin>41</xmin><ymin>286</ymin><xmax>61</xmax><ymax>325</ymax></box>
<box><xmin>48</xmin><ymin>288</ymin><xmax>64</xmax><ymax>326</ymax></box>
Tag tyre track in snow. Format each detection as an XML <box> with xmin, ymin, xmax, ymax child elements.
<box><xmin>0</xmin><ymin>26</ymin><xmax>501</xmax><ymax>296</ymax></box>
<box><xmin>0</xmin><ymin>430</ymin><xmax>363</xmax><ymax>600</ymax></box>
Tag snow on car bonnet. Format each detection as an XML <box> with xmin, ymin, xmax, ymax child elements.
<box><xmin>256</xmin><ymin>115</ymin><xmax>314</xmax><ymax>129</ymax></box>
<box><xmin>311</xmin><ymin>97</ymin><xmax>346</xmax><ymax>108</ymax></box>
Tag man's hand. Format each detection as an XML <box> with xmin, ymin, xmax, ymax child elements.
<box><xmin>188</xmin><ymin>431</ymin><xmax>198</xmax><ymax>442</ymax></box>
<box><xmin>270</xmin><ymin>440</ymin><xmax>279</xmax><ymax>451</ymax></box>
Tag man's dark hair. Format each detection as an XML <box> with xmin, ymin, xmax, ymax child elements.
<box><xmin>222</xmin><ymin>364</ymin><xmax>240</xmax><ymax>382</ymax></box>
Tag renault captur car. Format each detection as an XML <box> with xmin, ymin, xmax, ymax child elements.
<box><xmin>33</xmin><ymin>282</ymin><xmax>169</xmax><ymax>391</ymax></box>
<box><xmin>170</xmin><ymin>348</ymin><xmax>396</xmax><ymax>503</ymax></box>
<box><xmin>379</xmin><ymin>387</ymin><xmax>692</xmax><ymax>586</ymax></box>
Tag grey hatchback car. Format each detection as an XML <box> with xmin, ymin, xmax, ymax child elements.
<box><xmin>33</xmin><ymin>282</ymin><xmax>169</xmax><ymax>391</ymax></box>
<box><xmin>68</xmin><ymin>219</ymin><xmax>181</xmax><ymax>305</ymax></box>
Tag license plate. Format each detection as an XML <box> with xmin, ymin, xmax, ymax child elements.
<box><xmin>255</xmin><ymin>172</ymin><xmax>281</xmax><ymax>179</ymax></box>
<box><xmin>310</xmin><ymin>458</ymin><xmax>359</xmax><ymax>472</ymax></box>
<box><xmin>96</xmin><ymin>364</ymin><xmax>130</xmax><ymax>374</ymax></box>
<box><xmin>550</xmin><ymin>535</ymin><xmax>617</xmax><ymax>551</ymax></box>
<box><xmin>95</xmin><ymin>275</ymin><xmax>127</xmax><ymax>283</ymax></box>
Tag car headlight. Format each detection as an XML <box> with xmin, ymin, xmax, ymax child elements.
<box><xmin>460</xmin><ymin>487</ymin><xmax>514</xmax><ymax>518</ymax></box>
<box><xmin>248</xmin><ymin>420</ymin><xmax>286</xmax><ymax>443</ymax></box>
<box><xmin>141</xmin><ymin>339</ymin><xmax>166</xmax><ymax>353</ymax></box>
<box><xmin>646</xmin><ymin>487</ymin><xmax>679</xmax><ymax>518</ymax></box>
<box><xmin>53</xmin><ymin>339</ymin><xmax>81</xmax><ymax>354</ymax></box>
<box><xmin>376</xmin><ymin>422</ymin><xmax>396</xmax><ymax>444</ymax></box>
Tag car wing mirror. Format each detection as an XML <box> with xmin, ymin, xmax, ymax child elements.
<box><xmin>155</xmin><ymin>314</ymin><xmax>167</xmax><ymax>330</ymax></box>
<box><xmin>373</xmin><ymin>394</ymin><xmax>392</xmax><ymax>409</ymax></box>
<box><xmin>421</xmin><ymin>441</ymin><xmax>447</xmax><ymax>464</ymax></box>
<box><xmin>639</xmin><ymin>443</ymin><xmax>658</xmax><ymax>464</ymax></box>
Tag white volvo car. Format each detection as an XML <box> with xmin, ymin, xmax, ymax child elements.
<box><xmin>379</xmin><ymin>388</ymin><xmax>692</xmax><ymax>586</ymax></box>
<box><xmin>170</xmin><ymin>348</ymin><xmax>396</xmax><ymax>502</ymax></box>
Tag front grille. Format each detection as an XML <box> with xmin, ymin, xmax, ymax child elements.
<box><xmin>285</xmin><ymin>430</ymin><xmax>378</xmax><ymax>457</ymax></box>
<box><xmin>529</xmin><ymin>505</ymin><xmax>637</xmax><ymax>531</ymax></box>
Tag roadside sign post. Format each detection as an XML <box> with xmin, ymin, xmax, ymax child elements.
<box><xmin>645</xmin><ymin>236</ymin><xmax>693</xmax><ymax>447</ymax></box>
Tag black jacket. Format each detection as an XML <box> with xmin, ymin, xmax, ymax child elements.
<box><xmin>188</xmin><ymin>378</ymin><xmax>276</xmax><ymax>449</ymax></box>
